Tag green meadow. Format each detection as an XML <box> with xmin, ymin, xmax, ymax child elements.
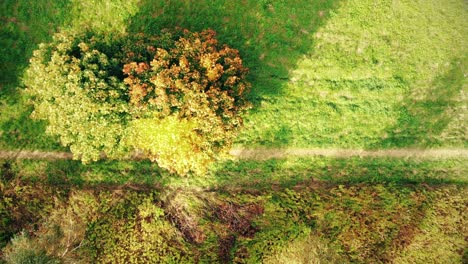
<box><xmin>2</xmin><ymin>0</ymin><xmax>466</xmax><ymax>150</ymax></box>
<box><xmin>1</xmin><ymin>0</ymin><xmax>467</xmax><ymax>262</ymax></box>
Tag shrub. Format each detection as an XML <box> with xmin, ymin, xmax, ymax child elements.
<box><xmin>24</xmin><ymin>31</ymin><xmax>130</xmax><ymax>163</ymax></box>
<box><xmin>2</xmin><ymin>233</ymin><xmax>59</xmax><ymax>264</ymax></box>
<box><xmin>0</xmin><ymin>176</ymin><xmax>58</xmax><ymax>249</ymax></box>
<box><xmin>31</xmin><ymin>191</ymin><xmax>96</xmax><ymax>263</ymax></box>
<box><xmin>123</xmin><ymin>29</ymin><xmax>250</xmax><ymax>175</ymax></box>
<box><xmin>24</xmin><ymin>29</ymin><xmax>250</xmax><ymax>175</ymax></box>
<box><xmin>84</xmin><ymin>192</ymin><xmax>193</xmax><ymax>263</ymax></box>
<box><xmin>1</xmin><ymin>190</ymin><xmax>193</xmax><ymax>263</ymax></box>
<box><xmin>263</xmin><ymin>232</ymin><xmax>345</xmax><ymax>264</ymax></box>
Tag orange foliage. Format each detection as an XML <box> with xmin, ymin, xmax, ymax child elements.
<box><xmin>123</xmin><ymin>29</ymin><xmax>251</xmax><ymax>174</ymax></box>
<box><xmin>124</xmin><ymin>29</ymin><xmax>250</xmax><ymax>125</ymax></box>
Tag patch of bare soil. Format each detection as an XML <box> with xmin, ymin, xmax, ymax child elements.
<box><xmin>1</xmin><ymin>148</ymin><xmax>467</xmax><ymax>161</ymax></box>
<box><xmin>229</xmin><ymin>148</ymin><xmax>468</xmax><ymax>160</ymax></box>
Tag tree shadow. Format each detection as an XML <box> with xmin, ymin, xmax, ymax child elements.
<box><xmin>0</xmin><ymin>0</ymin><xmax>71</xmax><ymax>98</ymax></box>
<box><xmin>0</xmin><ymin>106</ymin><xmax>63</xmax><ymax>150</ymax></box>
<box><xmin>6</xmin><ymin>157</ymin><xmax>463</xmax><ymax>200</ymax></box>
<box><xmin>210</xmin><ymin>157</ymin><xmax>466</xmax><ymax>192</ymax></box>
<box><xmin>126</xmin><ymin>0</ymin><xmax>340</xmax><ymax>106</ymax></box>
<box><xmin>376</xmin><ymin>59</ymin><xmax>467</xmax><ymax>148</ymax></box>
<box><xmin>43</xmin><ymin>159</ymin><xmax>167</xmax><ymax>187</ymax></box>
<box><xmin>0</xmin><ymin>1</ymin><xmax>71</xmax><ymax>152</ymax></box>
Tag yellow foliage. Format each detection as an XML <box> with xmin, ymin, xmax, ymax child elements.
<box><xmin>126</xmin><ymin>116</ymin><xmax>212</xmax><ymax>176</ymax></box>
<box><xmin>25</xmin><ymin>29</ymin><xmax>249</xmax><ymax>176</ymax></box>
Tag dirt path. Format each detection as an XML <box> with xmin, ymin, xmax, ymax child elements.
<box><xmin>0</xmin><ymin>150</ymin><xmax>73</xmax><ymax>160</ymax></box>
<box><xmin>1</xmin><ymin>148</ymin><xmax>468</xmax><ymax>161</ymax></box>
<box><xmin>230</xmin><ymin>148</ymin><xmax>468</xmax><ymax>160</ymax></box>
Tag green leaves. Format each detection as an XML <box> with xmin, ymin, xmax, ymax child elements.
<box><xmin>126</xmin><ymin>116</ymin><xmax>212</xmax><ymax>176</ymax></box>
<box><xmin>123</xmin><ymin>29</ymin><xmax>250</xmax><ymax>175</ymax></box>
<box><xmin>24</xmin><ymin>29</ymin><xmax>250</xmax><ymax>176</ymax></box>
<box><xmin>24</xmin><ymin>31</ymin><xmax>131</xmax><ymax>164</ymax></box>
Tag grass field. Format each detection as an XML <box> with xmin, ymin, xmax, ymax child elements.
<box><xmin>2</xmin><ymin>0</ymin><xmax>466</xmax><ymax>150</ymax></box>
<box><xmin>237</xmin><ymin>0</ymin><xmax>467</xmax><ymax>148</ymax></box>
<box><xmin>1</xmin><ymin>0</ymin><xmax>467</xmax><ymax>262</ymax></box>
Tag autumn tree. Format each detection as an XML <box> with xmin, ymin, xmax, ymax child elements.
<box><xmin>24</xmin><ymin>29</ymin><xmax>250</xmax><ymax>175</ymax></box>
<box><xmin>25</xmin><ymin>31</ymin><xmax>131</xmax><ymax>163</ymax></box>
<box><xmin>123</xmin><ymin>29</ymin><xmax>250</xmax><ymax>175</ymax></box>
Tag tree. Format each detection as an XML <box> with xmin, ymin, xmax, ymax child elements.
<box><xmin>24</xmin><ymin>29</ymin><xmax>250</xmax><ymax>175</ymax></box>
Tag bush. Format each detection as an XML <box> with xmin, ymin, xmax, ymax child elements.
<box><xmin>2</xmin><ymin>233</ymin><xmax>59</xmax><ymax>264</ymax></box>
<box><xmin>24</xmin><ymin>31</ymin><xmax>130</xmax><ymax>163</ymax></box>
<box><xmin>24</xmin><ymin>29</ymin><xmax>250</xmax><ymax>175</ymax></box>
<box><xmin>263</xmin><ymin>232</ymin><xmax>345</xmax><ymax>264</ymax></box>
<box><xmin>123</xmin><ymin>29</ymin><xmax>250</xmax><ymax>175</ymax></box>
<box><xmin>0</xmin><ymin>175</ymin><xmax>58</xmax><ymax>249</ymax></box>
<box><xmin>90</xmin><ymin>194</ymin><xmax>193</xmax><ymax>263</ymax></box>
<box><xmin>1</xmin><ymin>191</ymin><xmax>193</xmax><ymax>263</ymax></box>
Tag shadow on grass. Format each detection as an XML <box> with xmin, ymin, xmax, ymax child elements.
<box><xmin>43</xmin><ymin>159</ymin><xmax>166</xmax><ymax>188</ymax></box>
<box><xmin>5</xmin><ymin>156</ymin><xmax>465</xmax><ymax>196</ymax></box>
<box><xmin>211</xmin><ymin>157</ymin><xmax>467</xmax><ymax>191</ymax></box>
<box><xmin>37</xmin><ymin>153</ymin><xmax>467</xmax><ymax>192</ymax></box>
<box><xmin>377</xmin><ymin>59</ymin><xmax>467</xmax><ymax>148</ymax></box>
<box><xmin>126</xmin><ymin>0</ymin><xmax>340</xmax><ymax>105</ymax></box>
<box><xmin>0</xmin><ymin>0</ymin><xmax>71</xmax><ymax>152</ymax></box>
<box><xmin>0</xmin><ymin>0</ymin><xmax>71</xmax><ymax>97</ymax></box>
<box><xmin>0</xmin><ymin>107</ymin><xmax>63</xmax><ymax>150</ymax></box>
<box><xmin>126</xmin><ymin>0</ymin><xmax>341</xmax><ymax>157</ymax></box>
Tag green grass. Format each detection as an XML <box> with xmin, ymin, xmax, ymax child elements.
<box><xmin>0</xmin><ymin>0</ymin><xmax>70</xmax><ymax>87</ymax></box>
<box><xmin>6</xmin><ymin>156</ymin><xmax>466</xmax><ymax>191</ymax></box>
<box><xmin>0</xmin><ymin>1</ymin><xmax>467</xmax><ymax>262</ymax></box>
<box><xmin>0</xmin><ymin>0</ymin><xmax>71</xmax><ymax>150</ymax></box>
<box><xmin>212</xmin><ymin>157</ymin><xmax>468</xmax><ymax>189</ymax></box>
<box><xmin>237</xmin><ymin>0</ymin><xmax>467</xmax><ymax>149</ymax></box>
<box><xmin>1</xmin><ymin>0</ymin><xmax>466</xmax><ymax>150</ymax></box>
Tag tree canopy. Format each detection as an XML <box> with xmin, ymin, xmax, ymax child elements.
<box><xmin>24</xmin><ymin>29</ymin><xmax>250</xmax><ymax>176</ymax></box>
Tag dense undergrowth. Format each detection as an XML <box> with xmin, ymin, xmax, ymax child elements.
<box><xmin>1</xmin><ymin>159</ymin><xmax>467</xmax><ymax>263</ymax></box>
